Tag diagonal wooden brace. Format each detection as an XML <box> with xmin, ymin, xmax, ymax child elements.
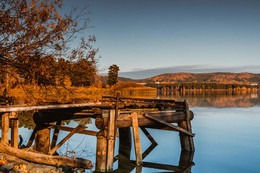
<box><xmin>144</xmin><ymin>114</ymin><xmax>195</xmax><ymax>137</ymax></box>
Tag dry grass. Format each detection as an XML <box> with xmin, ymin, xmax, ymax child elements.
<box><xmin>1</xmin><ymin>82</ymin><xmax>156</xmax><ymax>105</ymax></box>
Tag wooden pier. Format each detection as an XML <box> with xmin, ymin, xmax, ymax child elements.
<box><xmin>0</xmin><ymin>95</ymin><xmax>195</xmax><ymax>172</ymax></box>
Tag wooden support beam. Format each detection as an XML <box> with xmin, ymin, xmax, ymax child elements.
<box><xmin>131</xmin><ymin>112</ymin><xmax>142</xmax><ymax>165</ymax></box>
<box><xmin>10</xmin><ymin>117</ymin><xmax>18</xmax><ymax>148</ymax></box>
<box><xmin>26</xmin><ymin>125</ymin><xmax>40</xmax><ymax>148</ymax></box>
<box><xmin>96</xmin><ymin>129</ymin><xmax>108</xmax><ymax>172</ymax></box>
<box><xmin>51</xmin><ymin>120</ymin><xmax>61</xmax><ymax>149</ymax></box>
<box><xmin>1</xmin><ymin>113</ymin><xmax>9</xmax><ymax>145</ymax></box>
<box><xmin>49</xmin><ymin>125</ymin><xmax>85</xmax><ymax>155</ymax></box>
<box><xmin>106</xmin><ymin>110</ymin><xmax>116</xmax><ymax>172</ymax></box>
<box><xmin>47</xmin><ymin>125</ymin><xmax>98</xmax><ymax>136</ymax></box>
<box><xmin>144</xmin><ymin>114</ymin><xmax>194</xmax><ymax>137</ymax></box>
<box><xmin>35</xmin><ymin>125</ymin><xmax>51</xmax><ymax>154</ymax></box>
<box><xmin>140</xmin><ymin>127</ymin><xmax>157</xmax><ymax>145</ymax></box>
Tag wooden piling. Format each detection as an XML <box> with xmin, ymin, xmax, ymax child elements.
<box><xmin>1</xmin><ymin>113</ymin><xmax>9</xmax><ymax>145</ymax></box>
<box><xmin>118</xmin><ymin>127</ymin><xmax>132</xmax><ymax>171</ymax></box>
<box><xmin>96</xmin><ymin>129</ymin><xmax>108</xmax><ymax>172</ymax></box>
<box><xmin>10</xmin><ymin>117</ymin><xmax>18</xmax><ymax>148</ymax></box>
<box><xmin>51</xmin><ymin>120</ymin><xmax>61</xmax><ymax>149</ymax></box>
<box><xmin>106</xmin><ymin>110</ymin><xmax>116</xmax><ymax>172</ymax></box>
<box><xmin>184</xmin><ymin>100</ymin><xmax>195</xmax><ymax>151</ymax></box>
<box><xmin>35</xmin><ymin>125</ymin><xmax>50</xmax><ymax>154</ymax></box>
<box><xmin>131</xmin><ymin>112</ymin><xmax>142</xmax><ymax>165</ymax></box>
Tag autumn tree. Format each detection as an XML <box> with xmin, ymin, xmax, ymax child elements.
<box><xmin>107</xmin><ymin>64</ymin><xmax>120</xmax><ymax>86</ymax></box>
<box><xmin>0</xmin><ymin>0</ymin><xmax>98</xmax><ymax>87</ymax></box>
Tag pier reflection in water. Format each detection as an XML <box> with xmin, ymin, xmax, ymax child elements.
<box><xmin>114</xmin><ymin>127</ymin><xmax>194</xmax><ymax>173</ymax></box>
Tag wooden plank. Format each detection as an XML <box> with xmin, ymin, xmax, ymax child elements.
<box><xmin>106</xmin><ymin>110</ymin><xmax>116</xmax><ymax>172</ymax></box>
<box><xmin>96</xmin><ymin>129</ymin><xmax>108</xmax><ymax>172</ymax></box>
<box><xmin>10</xmin><ymin>118</ymin><xmax>18</xmax><ymax>148</ymax></box>
<box><xmin>47</xmin><ymin>125</ymin><xmax>98</xmax><ymax>136</ymax></box>
<box><xmin>49</xmin><ymin>125</ymin><xmax>85</xmax><ymax>155</ymax></box>
<box><xmin>1</xmin><ymin>113</ymin><xmax>9</xmax><ymax>145</ymax></box>
<box><xmin>51</xmin><ymin>120</ymin><xmax>61</xmax><ymax>149</ymax></box>
<box><xmin>0</xmin><ymin>143</ymin><xmax>93</xmax><ymax>169</ymax></box>
<box><xmin>0</xmin><ymin>102</ymin><xmax>102</xmax><ymax>113</ymax></box>
<box><xmin>140</xmin><ymin>127</ymin><xmax>157</xmax><ymax>145</ymax></box>
<box><xmin>131</xmin><ymin>112</ymin><xmax>142</xmax><ymax>165</ymax></box>
<box><xmin>144</xmin><ymin>114</ymin><xmax>195</xmax><ymax>137</ymax></box>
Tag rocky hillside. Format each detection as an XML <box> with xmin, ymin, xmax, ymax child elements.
<box><xmin>141</xmin><ymin>72</ymin><xmax>260</xmax><ymax>85</ymax></box>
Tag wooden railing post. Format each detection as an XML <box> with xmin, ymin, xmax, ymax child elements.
<box><xmin>131</xmin><ymin>112</ymin><xmax>142</xmax><ymax>165</ymax></box>
<box><xmin>106</xmin><ymin>110</ymin><xmax>116</xmax><ymax>172</ymax></box>
<box><xmin>1</xmin><ymin>113</ymin><xmax>9</xmax><ymax>145</ymax></box>
<box><xmin>10</xmin><ymin>112</ymin><xmax>18</xmax><ymax>148</ymax></box>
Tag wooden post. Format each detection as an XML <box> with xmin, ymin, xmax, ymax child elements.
<box><xmin>51</xmin><ymin>120</ymin><xmax>61</xmax><ymax>149</ymax></box>
<box><xmin>96</xmin><ymin>129</ymin><xmax>108</xmax><ymax>172</ymax></box>
<box><xmin>184</xmin><ymin>100</ymin><xmax>195</xmax><ymax>151</ymax></box>
<box><xmin>10</xmin><ymin>117</ymin><xmax>18</xmax><ymax>148</ymax></box>
<box><xmin>35</xmin><ymin>125</ymin><xmax>50</xmax><ymax>154</ymax></box>
<box><xmin>178</xmin><ymin>100</ymin><xmax>195</xmax><ymax>151</ymax></box>
<box><xmin>1</xmin><ymin>113</ymin><xmax>9</xmax><ymax>145</ymax></box>
<box><xmin>106</xmin><ymin>110</ymin><xmax>116</xmax><ymax>172</ymax></box>
<box><xmin>131</xmin><ymin>112</ymin><xmax>142</xmax><ymax>165</ymax></box>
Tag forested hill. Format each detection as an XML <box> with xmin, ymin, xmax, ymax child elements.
<box><xmin>140</xmin><ymin>72</ymin><xmax>260</xmax><ymax>85</ymax></box>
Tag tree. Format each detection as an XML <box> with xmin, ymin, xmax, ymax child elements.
<box><xmin>107</xmin><ymin>64</ymin><xmax>119</xmax><ymax>86</ymax></box>
<box><xmin>0</xmin><ymin>0</ymin><xmax>98</xmax><ymax>86</ymax></box>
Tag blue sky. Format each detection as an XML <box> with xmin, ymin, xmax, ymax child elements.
<box><xmin>63</xmin><ymin>0</ymin><xmax>260</xmax><ymax>78</ymax></box>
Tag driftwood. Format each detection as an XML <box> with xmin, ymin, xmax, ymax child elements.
<box><xmin>0</xmin><ymin>143</ymin><xmax>93</xmax><ymax>169</ymax></box>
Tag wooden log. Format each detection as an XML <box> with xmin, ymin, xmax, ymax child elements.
<box><xmin>35</xmin><ymin>125</ymin><xmax>50</xmax><ymax>154</ymax></box>
<box><xmin>96</xmin><ymin>129</ymin><xmax>108</xmax><ymax>172</ymax></box>
<box><xmin>0</xmin><ymin>143</ymin><xmax>93</xmax><ymax>169</ymax></box>
<box><xmin>33</xmin><ymin>110</ymin><xmax>97</xmax><ymax>124</ymax></box>
<box><xmin>0</xmin><ymin>102</ymin><xmax>101</xmax><ymax>113</ymax></box>
<box><xmin>106</xmin><ymin>110</ymin><xmax>116</xmax><ymax>172</ymax></box>
<box><xmin>51</xmin><ymin>120</ymin><xmax>61</xmax><ymax>149</ymax></box>
<box><xmin>131</xmin><ymin>112</ymin><xmax>142</xmax><ymax>165</ymax></box>
<box><xmin>49</xmin><ymin>125</ymin><xmax>85</xmax><ymax>155</ymax></box>
<box><xmin>10</xmin><ymin>118</ymin><xmax>18</xmax><ymax>148</ymax></box>
<box><xmin>95</xmin><ymin>111</ymin><xmax>194</xmax><ymax>129</ymax></box>
<box><xmin>1</xmin><ymin>113</ymin><xmax>9</xmax><ymax>145</ymax></box>
<box><xmin>144</xmin><ymin>114</ymin><xmax>194</xmax><ymax>137</ymax></box>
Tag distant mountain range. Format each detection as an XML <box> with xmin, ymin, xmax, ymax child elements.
<box><xmin>101</xmin><ymin>72</ymin><xmax>260</xmax><ymax>85</ymax></box>
<box><xmin>140</xmin><ymin>72</ymin><xmax>260</xmax><ymax>85</ymax></box>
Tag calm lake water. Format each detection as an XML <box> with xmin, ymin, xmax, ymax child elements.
<box><xmin>15</xmin><ymin>91</ymin><xmax>260</xmax><ymax>172</ymax></box>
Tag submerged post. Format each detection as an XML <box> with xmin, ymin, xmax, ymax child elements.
<box><xmin>96</xmin><ymin>129</ymin><xmax>108</xmax><ymax>172</ymax></box>
<box><xmin>178</xmin><ymin>100</ymin><xmax>195</xmax><ymax>151</ymax></box>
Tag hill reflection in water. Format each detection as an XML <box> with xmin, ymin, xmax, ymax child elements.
<box><xmin>158</xmin><ymin>91</ymin><xmax>260</xmax><ymax>108</ymax></box>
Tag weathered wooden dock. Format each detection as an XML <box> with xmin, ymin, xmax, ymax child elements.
<box><xmin>0</xmin><ymin>94</ymin><xmax>195</xmax><ymax>172</ymax></box>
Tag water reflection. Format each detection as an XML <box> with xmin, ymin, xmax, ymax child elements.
<box><xmin>158</xmin><ymin>91</ymin><xmax>260</xmax><ymax>108</ymax></box>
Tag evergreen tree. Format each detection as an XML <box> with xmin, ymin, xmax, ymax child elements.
<box><xmin>107</xmin><ymin>64</ymin><xmax>119</xmax><ymax>86</ymax></box>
